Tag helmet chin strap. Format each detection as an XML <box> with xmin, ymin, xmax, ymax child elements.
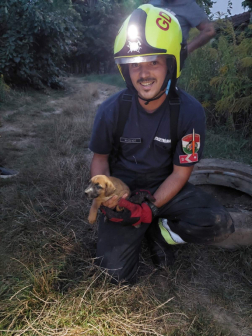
<box><xmin>138</xmin><ymin>90</ymin><xmax>166</xmax><ymax>105</ymax></box>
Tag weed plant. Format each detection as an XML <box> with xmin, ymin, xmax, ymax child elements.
<box><xmin>179</xmin><ymin>22</ymin><xmax>252</xmax><ymax>138</ymax></box>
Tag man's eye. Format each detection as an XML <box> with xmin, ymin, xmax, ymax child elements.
<box><xmin>132</xmin><ymin>63</ymin><xmax>139</xmax><ymax>68</ymax></box>
<box><xmin>152</xmin><ymin>61</ymin><xmax>158</xmax><ymax>65</ymax></box>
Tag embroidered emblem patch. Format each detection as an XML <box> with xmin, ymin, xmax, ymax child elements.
<box><xmin>127</xmin><ymin>40</ymin><xmax>141</xmax><ymax>53</ymax></box>
<box><xmin>179</xmin><ymin>153</ymin><xmax>198</xmax><ymax>164</ymax></box>
<box><xmin>179</xmin><ymin>130</ymin><xmax>200</xmax><ymax>164</ymax></box>
<box><xmin>182</xmin><ymin>132</ymin><xmax>200</xmax><ymax>155</ymax></box>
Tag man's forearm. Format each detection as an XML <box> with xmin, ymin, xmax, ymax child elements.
<box><xmin>188</xmin><ymin>22</ymin><xmax>215</xmax><ymax>54</ymax></box>
<box><xmin>187</xmin><ymin>32</ymin><xmax>211</xmax><ymax>53</ymax></box>
<box><xmin>153</xmin><ymin>166</ymin><xmax>194</xmax><ymax>208</ymax></box>
<box><xmin>90</xmin><ymin>154</ymin><xmax>110</xmax><ymax>177</ymax></box>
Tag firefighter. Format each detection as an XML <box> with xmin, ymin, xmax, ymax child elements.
<box><xmin>89</xmin><ymin>4</ymin><xmax>233</xmax><ymax>284</ymax></box>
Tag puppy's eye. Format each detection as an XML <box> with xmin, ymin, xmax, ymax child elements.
<box><xmin>95</xmin><ymin>184</ymin><xmax>103</xmax><ymax>189</ymax></box>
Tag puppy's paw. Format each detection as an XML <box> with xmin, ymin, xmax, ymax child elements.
<box><xmin>88</xmin><ymin>215</ymin><xmax>97</xmax><ymax>224</ymax></box>
<box><xmin>116</xmin><ymin>205</ymin><xmax>124</xmax><ymax>212</ymax></box>
<box><xmin>134</xmin><ymin>224</ymin><xmax>141</xmax><ymax>229</ymax></box>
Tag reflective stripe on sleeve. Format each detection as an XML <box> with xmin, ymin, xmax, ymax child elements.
<box><xmin>158</xmin><ymin>218</ymin><xmax>186</xmax><ymax>245</ymax></box>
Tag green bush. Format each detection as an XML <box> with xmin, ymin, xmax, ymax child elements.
<box><xmin>0</xmin><ymin>0</ymin><xmax>78</xmax><ymax>89</ymax></box>
<box><xmin>70</xmin><ymin>0</ymin><xmax>145</xmax><ymax>74</ymax></box>
<box><xmin>179</xmin><ymin>21</ymin><xmax>252</xmax><ymax>137</ymax></box>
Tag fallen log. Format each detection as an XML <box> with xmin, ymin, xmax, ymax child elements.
<box><xmin>189</xmin><ymin>158</ymin><xmax>252</xmax><ymax>196</ymax></box>
<box><xmin>210</xmin><ymin>211</ymin><xmax>252</xmax><ymax>249</ymax></box>
<box><xmin>190</xmin><ymin>159</ymin><xmax>252</xmax><ymax>248</ymax></box>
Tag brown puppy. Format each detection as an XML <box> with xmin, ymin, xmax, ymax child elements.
<box><xmin>85</xmin><ymin>175</ymin><xmax>130</xmax><ymax>224</ymax></box>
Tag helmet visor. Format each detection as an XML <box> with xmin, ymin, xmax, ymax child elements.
<box><xmin>115</xmin><ymin>55</ymin><xmax>164</xmax><ymax>65</ymax></box>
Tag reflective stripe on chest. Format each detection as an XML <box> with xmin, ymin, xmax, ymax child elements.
<box><xmin>154</xmin><ymin>137</ymin><xmax>171</xmax><ymax>144</ymax></box>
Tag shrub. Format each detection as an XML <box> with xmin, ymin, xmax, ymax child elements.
<box><xmin>179</xmin><ymin>21</ymin><xmax>252</xmax><ymax>137</ymax></box>
<box><xmin>0</xmin><ymin>0</ymin><xmax>78</xmax><ymax>89</ymax></box>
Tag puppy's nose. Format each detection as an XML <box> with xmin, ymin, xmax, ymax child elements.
<box><xmin>85</xmin><ymin>187</ymin><xmax>92</xmax><ymax>195</ymax></box>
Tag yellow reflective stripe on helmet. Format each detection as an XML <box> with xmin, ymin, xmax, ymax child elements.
<box><xmin>114</xmin><ymin>15</ymin><xmax>130</xmax><ymax>55</ymax></box>
<box><xmin>117</xmin><ymin>65</ymin><xmax>125</xmax><ymax>81</ymax></box>
<box><xmin>158</xmin><ymin>218</ymin><xmax>186</xmax><ymax>245</ymax></box>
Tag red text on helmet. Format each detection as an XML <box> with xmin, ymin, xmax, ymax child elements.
<box><xmin>156</xmin><ymin>11</ymin><xmax>172</xmax><ymax>31</ymax></box>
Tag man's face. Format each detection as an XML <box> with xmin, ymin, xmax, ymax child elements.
<box><xmin>128</xmin><ymin>56</ymin><xmax>167</xmax><ymax>100</ymax></box>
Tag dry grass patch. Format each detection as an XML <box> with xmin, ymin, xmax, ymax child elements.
<box><xmin>0</xmin><ymin>261</ymin><xmax>187</xmax><ymax>336</ymax></box>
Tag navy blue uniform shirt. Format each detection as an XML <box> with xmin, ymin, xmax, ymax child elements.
<box><xmin>89</xmin><ymin>88</ymin><xmax>205</xmax><ymax>174</ymax></box>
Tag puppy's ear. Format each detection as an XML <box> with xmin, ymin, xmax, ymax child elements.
<box><xmin>105</xmin><ymin>180</ymin><xmax>116</xmax><ymax>196</ymax></box>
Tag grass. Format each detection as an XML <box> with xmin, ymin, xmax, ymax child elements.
<box><xmin>0</xmin><ymin>262</ymin><xmax>188</xmax><ymax>335</ymax></box>
<box><xmin>204</xmin><ymin>128</ymin><xmax>252</xmax><ymax>165</ymax></box>
<box><xmin>0</xmin><ymin>75</ymin><xmax>252</xmax><ymax>335</ymax></box>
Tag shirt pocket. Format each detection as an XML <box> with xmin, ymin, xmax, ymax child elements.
<box><xmin>154</xmin><ymin>139</ymin><xmax>172</xmax><ymax>153</ymax></box>
<box><xmin>120</xmin><ymin>139</ymin><xmax>142</xmax><ymax>157</ymax></box>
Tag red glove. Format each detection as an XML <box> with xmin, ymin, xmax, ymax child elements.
<box><xmin>100</xmin><ymin>198</ymin><xmax>153</xmax><ymax>227</ymax></box>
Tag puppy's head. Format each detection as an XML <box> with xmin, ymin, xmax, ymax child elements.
<box><xmin>85</xmin><ymin>175</ymin><xmax>116</xmax><ymax>199</ymax></box>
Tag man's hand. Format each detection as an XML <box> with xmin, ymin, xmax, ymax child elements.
<box><xmin>129</xmin><ymin>189</ymin><xmax>156</xmax><ymax>204</ymax></box>
<box><xmin>100</xmin><ymin>198</ymin><xmax>155</xmax><ymax>227</ymax></box>
<box><xmin>102</xmin><ymin>193</ymin><xmax>128</xmax><ymax>209</ymax></box>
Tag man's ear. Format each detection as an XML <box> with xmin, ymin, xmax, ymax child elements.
<box><xmin>105</xmin><ymin>180</ymin><xmax>116</xmax><ymax>196</ymax></box>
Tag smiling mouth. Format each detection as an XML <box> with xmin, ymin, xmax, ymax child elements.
<box><xmin>140</xmin><ymin>81</ymin><xmax>155</xmax><ymax>86</ymax></box>
<box><xmin>137</xmin><ymin>77</ymin><xmax>156</xmax><ymax>87</ymax></box>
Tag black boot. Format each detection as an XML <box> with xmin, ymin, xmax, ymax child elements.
<box><xmin>146</xmin><ymin>218</ymin><xmax>175</xmax><ymax>268</ymax></box>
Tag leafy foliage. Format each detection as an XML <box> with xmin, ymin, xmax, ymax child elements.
<box><xmin>0</xmin><ymin>0</ymin><xmax>79</xmax><ymax>89</ymax></box>
<box><xmin>242</xmin><ymin>0</ymin><xmax>252</xmax><ymax>10</ymax></box>
<box><xmin>179</xmin><ymin>20</ymin><xmax>252</xmax><ymax>137</ymax></box>
<box><xmin>196</xmin><ymin>0</ymin><xmax>215</xmax><ymax>15</ymax></box>
<box><xmin>70</xmin><ymin>0</ymin><xmax>145</xmax><ymax>73</ymax></box>
<box><xmin>0</xmin><ymin>0</ymin><xmax>145</xmax><ymax>87</ymax></box>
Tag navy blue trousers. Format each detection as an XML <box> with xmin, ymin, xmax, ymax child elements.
<box><xmin>96</xmin><ymin>168</ymin><xmax>234</xmax><ymax>283</ymax></box>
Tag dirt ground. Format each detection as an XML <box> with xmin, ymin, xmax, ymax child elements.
<box><xmin>199</xmin><ymin>184</ymin><xmax>252</xmax><ymax>212</ymax></box>
<box><xmin>1</xmin><ymin>78</ymin><xmax>252</xmax><ymax>336</ymax></box>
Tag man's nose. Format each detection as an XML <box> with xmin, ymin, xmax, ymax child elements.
<box><xmin>139</xmin><ymin>64</ymin><xmax>150</xmax><ymax>77</ymax></box>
